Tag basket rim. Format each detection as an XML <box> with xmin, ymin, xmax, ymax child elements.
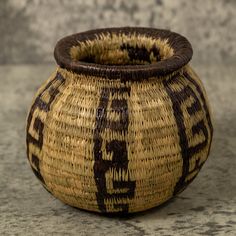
<box><xmin>54</xmin><ymin>27</ymin><xmax>193</xmax><ymax>80</ymax></box>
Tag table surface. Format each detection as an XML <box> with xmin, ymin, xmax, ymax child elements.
<box><xmin>0</xmin><ymin>64</ymin><xmax>235</xmax><ymax>236</ymax></box>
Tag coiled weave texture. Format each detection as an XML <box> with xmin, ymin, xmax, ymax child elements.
<box><xmin>26</xmin><ymin>28</ymin><xmax>213</xmax><ymax>213</ymax></box>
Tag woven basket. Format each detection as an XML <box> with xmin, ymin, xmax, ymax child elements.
<box><xmin>26</xmin><ymin>27</ymin><xmax>213</xmax><ymax>214</ymax></box>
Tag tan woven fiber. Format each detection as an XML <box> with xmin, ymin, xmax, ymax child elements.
<box><xmin>26</xmin><ymin>27</ymin><xmax>213</xmax><ymax>214</ymax></box>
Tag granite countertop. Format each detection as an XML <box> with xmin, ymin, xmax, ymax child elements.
<box><xmin>0</xmin><ymin>64</ymin><xmax>235</xmax><ymax>236</ymax></box>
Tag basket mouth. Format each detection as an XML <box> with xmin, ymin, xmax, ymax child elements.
<box><xmin>54</xmin><ymin>27</ymin><xmax>193</xmax><ymax>80</ymax></box>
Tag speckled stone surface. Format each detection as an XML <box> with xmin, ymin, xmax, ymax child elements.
<box><xmin>0</xmin><ymin>63</ymin><xmax>235</xmax><ymax>235</ymax></box>
<box><xmin>1</xmin><ymin>0</ymin><xmax>236</xmax><ymax>64</ymax></box>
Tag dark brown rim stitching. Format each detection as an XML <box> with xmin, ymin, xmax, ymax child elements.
<box><xmin>54</xmin><ymin>27</ymin><xmax>193</xmax><ymax>80</ymax></box>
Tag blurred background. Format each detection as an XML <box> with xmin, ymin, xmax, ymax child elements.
<box><xmin>1</xmin><ymin>1</ymin><xmax>236</xmax><ymax>235</ymax></box>
<box><xmin>1</xmin><ymin>0</ymin><xmax>236</xmax><ymax>65</ymax></box>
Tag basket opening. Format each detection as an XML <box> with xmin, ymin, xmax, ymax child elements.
<box><xmin>70</xmin><ymin>33</ymin><xmax>174</xmax><ymax>66</ymax></box>
<box><xmin>54</xmin><ymin>27</ymin><xmax>193</xmax><ymax>80</ymax></box>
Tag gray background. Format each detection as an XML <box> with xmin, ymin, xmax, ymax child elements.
<box><xmin>1</xmin><ymin>1</ymin><xmax>236</xmax><ymax>236</ymax></box>
<box><xmin>1</xmin><ymin>0</ymin><xmax>236</xmax><ymax>65</ymax></box>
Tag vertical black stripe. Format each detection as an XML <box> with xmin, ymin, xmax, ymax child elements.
<box><xmin>31</xmin><ymin>154</ymin><xmax>45</xmax><ymax>184</ymax></box>
<box><xmin>93</xmin><ymin>87</ymin><xmax>136</xmax><ymax>213</ymax></box>
<box><xmin>93</xmin><ymin>88</ymin><xmax>110</xmax><ymax>212</ymax></box>
<box><xmin>164</xmin><ymin>77</ymin><xmax>190</xmax><ymax>194</ymax></box>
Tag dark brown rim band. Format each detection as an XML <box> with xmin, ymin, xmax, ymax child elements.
<box><xmin>54</xmin><ymin>27</ymin><xmax>193</xmax><ymax>80</ymax></box>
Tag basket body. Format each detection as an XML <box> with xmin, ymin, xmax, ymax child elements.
<box><xmin>26</xmin><ymin>27</ymin><xmax>213</xmax><ymax>213</ymax></box>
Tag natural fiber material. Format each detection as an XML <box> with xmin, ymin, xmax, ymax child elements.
<box><xmin>70</xmin><ymin>33</ymin><xmax>173</xmax><ymax>65</ymax></box>
<box><xmin>26</xmin><ymin>27</ymin><xmax>213</xmax><ymax>214</ymax></box>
